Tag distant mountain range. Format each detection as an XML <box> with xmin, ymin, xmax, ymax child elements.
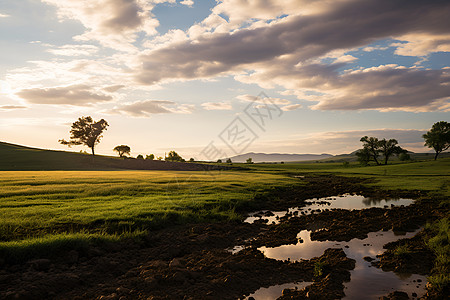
<box><xmin>224</xmin><ymin>152</ymin><xmax>333</xmax><ymax>163</ymax></box>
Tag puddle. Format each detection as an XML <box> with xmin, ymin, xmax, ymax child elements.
<box><xmin>228</xmin><ymin>245</ymin><xmax>247</xmax><ymax>254</ymax></box>
<box><xmin>245</xmin><ymin>194</ymin><xmax>414</xmax><ymax>224</ymax></box>
<box><xmin>244</xmin><ymin>281</ymin><xmax>312</xmax><ymax>300</ymax></box>
<box><xmin>259</xmin><ymin>229</ymin><xmax>426</xmax><ymax>299</ymax></box>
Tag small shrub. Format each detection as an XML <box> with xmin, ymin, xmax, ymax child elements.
<box><xmin>314</xmin><ymin>261</ymin><xmax>328</xmax><ymax>278</ymax></box>
<box><xmin>393</xmin><ymin>244</ymin><xmax>410</xmax><ymax>257</ymax></box>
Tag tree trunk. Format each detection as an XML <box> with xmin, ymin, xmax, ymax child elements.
<box><xmin>373</xmin><ymin>155</ymin><xmax>380</xmax><ymax>165</ymax></box>
<box><xmin>434</xmin><ymin>151</ymin><xmax>439</xmax><ymax>160</ymax></box>
<box><xmin>91</xmin><ymin>147</ymin><xmax>95</xmax><ymax>156</ymax></box>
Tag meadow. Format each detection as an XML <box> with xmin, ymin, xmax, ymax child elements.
<box><xmin>0</xmin><ymin>169</ymin><xmax>301</xmax><ymax>260</ymax></box>
<box><xmin>0</xmin><ymin>148</ymin><xmax>449</xmax><ymax>279</ymax></box>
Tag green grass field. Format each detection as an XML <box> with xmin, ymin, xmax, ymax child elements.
<box><xmin>0</xmin><ymin>170</ymin><xmax>300</xmax><ymax>241</ymax></box>
<box><xmin>0</xmin><ymin>143</ymin><xmax>449</xmax><ymax>271</ymax></box>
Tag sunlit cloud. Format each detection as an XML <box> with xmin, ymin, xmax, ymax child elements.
<box><xmin>180</xmin><ymin>0</ymin><xmax>194</xmax><ymax>7</ymax></box>
<box><xmin>0</xmin><ymin>105</ymin><xmax>27</xmax><ymax>110</ymax></box>
<box><xmin>0</xmin><ymin>13</ymin><xmax>10</xmax><ymax>18</ymax></box>
<box><xmin>135</xmin><ymin>0</ymin><xmax>450</xmax><ymax>114</ymax></box>
<box><xmin>281</xmin><ymin>104</ymin><xmax>302</xmax><ymax>111</ymax></box>
<box><xmin>201</xmin><ymin>102</ymin><xmax>232</xmax><ymax>110</ymax></box>
<box><xmin>47</xmin><ymin>44</ymin><xmax>99</xmax><ymax>56</ymax></box>
<box><xmin>16</xmin><ymin>85</ymin><xmax>114</xmax><ymax>106</ymax></box>
<box><xmin>105</xmin><ymin>100</ymin><xmax>195</xmax><ymax>117</ymax></box>
<box><xmin>392</xmin><ymin>33</ymin><xmax>450</xmax><ymax>57</ymax></box>
<box><xmin>41</xmin><ymin>0</ymin><xmax>162</xmax><ymax>50</ymax></box>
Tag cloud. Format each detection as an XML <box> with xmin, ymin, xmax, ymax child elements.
<box><xmin>0</xmin><ymin>13</ymin><xmax>9</xmax><ymax>18</ymax></box>
<box><xmin>0</xmin><ymin>105</ymin><xmax>27</xmax><ymax>110</ymax></box>
<box><xmin>309</xmin><ymin>65</ymin><xmax>450</xmax><ymax>111</ymax></box>
<box><xmin>47</xmin><ymin>44</ymin><xmax>99</xmax><ymax>56</ymax></box>
<box><xmin>136</xmin><ymin>0</ymin><xmax>450</xmax><ymax>85</ymax></box>
<box><xmin>133</xmin><ymin>0</ymin><xmax>450</xmax><ymax>112</ymax></box>
<box><xmin>211</xmin><ymin>0</ymin><xmax>338</xmax><ymax>26</ymax></box>
<box><xmin>16</xmin><ymin>85</ymin><xmax>113</xmax><ymax>105</ymax></box>
<box><xmin>180</xmin><ymin>0</ymin><xmax>194</xmax><ymax>7</ymax></box>
<box><xmin>236</xmin><ymin>94</ymin><xmax>290</xmax><ymax>105</ymax></box>
<box><xmin>281</xmin><ymin>104</ymin><xmax>302</xmax><ymax>111</ymax></box>
<box><xmin>392</xmin><ymin>33</ymin><xmax>450</xmax><ymax>57</ymax></box>
<box><xmin>201</xmin><ymin>102</ymin><xmax>232</xmax><ymax>110</ymax></box>
<box><xmin>106</xmin><ymin>100</ymin><xmax>194</xmax><ymax>117</ymax></box>
<box><xmin>241</xmin><ymin>62</ymin><xmax>450</xmax><ymax>112</ymax></box>
<box><xmin>41</xmin><ymin>0</ymin><xmax>161</xmax><ymax>50</ymax></box>
<box><xmin>103</xmin><ymin>85</ymin><xmax>125</xmax><ymax>93</ymax></box>
<box><xmin>362</xmin><ymin>45</ymin><xmax>389</xmax><ymax>52</ymax></box>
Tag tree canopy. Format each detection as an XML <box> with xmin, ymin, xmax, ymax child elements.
<box><xmin>165</xmin><ymin>151</ymin><xmax>185</xmax><ymax>162</ymax></box>
<box><xmin>423</xmin><ymin>121</ymin><xmax>450</xmax><ymax>160</ymax></box>
<box><xmin>357</xmin><ymin>136</ymin><xmax>406</xmax><ymax>165</ymax></box>
<box><xmin>113</xmin><ymin>145</ymin><xmax>130</xmax><ymax>158</ymax></box>
<box><xmin>59</xmin><ymin>116</ymin><xmax>109</xmax><ymax>156</ymax></box>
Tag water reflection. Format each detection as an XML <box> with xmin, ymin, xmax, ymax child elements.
<box><xmin>244</xmin><ymin>281</ymin><xmax>312</xmax><ymax>300</ymax></box>
<box><xmin>259</xmin><ymin>229</ymin><xmax>426</xmax><ymax>299</ymax></box>
<box><xmin>245</xmin><ymin>194</ymin><xmax>414</xmax><ymax>224</ymax></box>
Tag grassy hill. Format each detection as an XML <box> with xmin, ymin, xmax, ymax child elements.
<box><xmin>0</xmin><ymin>142</ymin><xmax>215</xmax><ymax>171</ymax></box>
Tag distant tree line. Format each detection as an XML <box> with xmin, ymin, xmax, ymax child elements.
<box><xmin>59</xmin><ymin>117</ymin><xmax>450</xmax><ymax>164</ymax></box>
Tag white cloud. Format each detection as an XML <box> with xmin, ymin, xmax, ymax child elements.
<box><xmin>0</xmin><ymin>13</ymin><xmax>10</xmax><ymax>18</ymax></box>
<box><xmin>180</xmin><ymin>0</ymin><xmax>194</xmax><ymax>7</ymax></box>
<box><xmin>106</xmin><ymin>100</ymin><xmax>195</xmax><ymax>117</ymax></box>
<box><xmin>201</xmin><ymin>102</ymin><xmax>232</xmax><ymax>110</ymax></box>
<box><xmin>362</xmin><ymin>45</ymin><xmax>389</xmax><ymax>52</ymax></box>
<box><xmin>392</xmin><ymin>33</ymin><xmax>450</xmax><ymax>57</ymax></box>
<box><xmin>281</xmin><ymin>104</ymin><xmax>302</xmax><ymax>111</ymax></box>
<box><xmin>41</xmin><ymin>0</ymin><xmax>161</xmax><ymax>50</ymax></box>
<box><xmin>47</xmin><ymin>44</ymin><xmax>99</xmax><ymax>56</ymax></box>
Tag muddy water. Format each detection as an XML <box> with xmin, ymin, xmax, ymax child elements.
<box><xmin>244</xmin><ymin>281</ymin><xmax>312</xmax><ymax>300</ymax></box>
<box><xmin>259</xmin><ymin>229</ymin><xmax>426</xmax><ymax>299</ymax></box>
<box><xmin>245</xmin><ymin>194</ymin><xmax>414</xmax><ymax>224</ymax></box>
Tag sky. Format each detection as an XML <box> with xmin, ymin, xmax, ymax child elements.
<box><xmin>1</xmin><ymin>0</ymin><xmax>449</xmax><ymax>160</ymax></box>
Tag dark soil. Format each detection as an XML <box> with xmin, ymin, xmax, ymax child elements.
<box><xmin>373</xmin><ymin>229</ymin><xmax>435</xmax><ymax>275</ymax></box>
<box><xmin>0</xmin><ymin>175</ymin><xmax>445</xmax><ymax>299</ymax></box>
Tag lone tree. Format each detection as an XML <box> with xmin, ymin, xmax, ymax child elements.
<box><xmin>423</xmin><ymin>121</ymin><xmax>450</xmax><ymax>160</ymax></box>
<box><xmin>59</xmin><ymin>116</ymin><xmax>109</xmax><ymax>156</ymax></box>
<box><xmin>165</xmin><ymin>151</ymin><xmax>184</xmax><ymax>162</ymax></box>
<box><xmin>146</xmin><ymin>154</ymin><xmax>155</xmax><ymax>160</ymax></box>
<box><xmin>113</xmin><ymin>145</ymin><xmax>130</xmax><ymax>158</ymax></box>
<box><xmin>246</xmin><ymin>157</ymin><xmax>253</xmax><ymax>164</ymax></box>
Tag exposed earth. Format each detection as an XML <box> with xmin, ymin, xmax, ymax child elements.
<box><xmin>0</xmin><ymin>175</ymin><xmax>445</xmax><ymax>299</ymax></box>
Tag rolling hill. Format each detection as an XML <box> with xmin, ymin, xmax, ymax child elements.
<box><xmin>225</xmin><ymin>152</ymin><xmax>333</xmax><ymax>163</ymax></box>
<box><xmin>0</xmin><ymin>142</ymin><xmax>218</xmax><ymax>171</ymax></box>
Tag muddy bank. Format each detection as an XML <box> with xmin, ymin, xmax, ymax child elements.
<box><xmin>0</xmin><ymin>175</ymin><xmax>445</xmax><ymax>299</ymax></box>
